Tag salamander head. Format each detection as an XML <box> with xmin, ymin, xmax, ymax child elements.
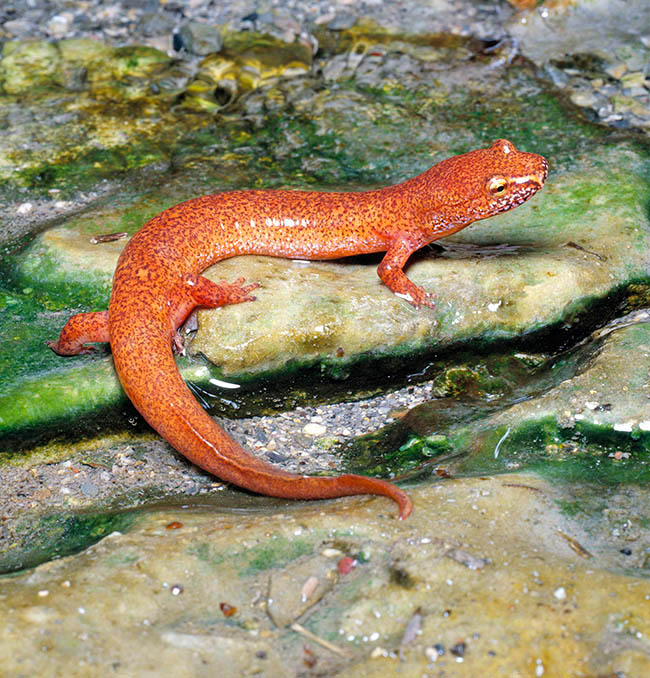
<box><xmin>424</xmin><ymin>139</ymin><xmax>548</xmax><ymax>231</ymax></box>
<box><xmin>475</xmin><ymin>139</ymin><xmax>548</xmax><ymax>216</ymax></box>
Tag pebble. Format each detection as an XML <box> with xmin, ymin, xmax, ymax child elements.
<box><xmin>553</xmin><ymin>586</ymin><xmax>567</xmax><ymax>601</ymax></box>
<box><xmin>177</xmin><ymin>21</ymin><xmax>223</xmax><ymax>55</ymax></box>
<box><xmin>326</xmin><ymin>12</ymin><xmax>358</xmax><ymax>30</ymax></box>
<box><xmin>302</xmin><ymin>423</ymin><xmax>327</xmax><ymax>437</ymax></box>
<box><xmin>80</xmin><ymin>481</ymin><xmax>99</xmax><ymax>497</ymax></box>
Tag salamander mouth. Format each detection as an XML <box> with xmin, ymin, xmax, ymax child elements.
<box><xmin>513</xmin><ymin>158</ymin><xmax>548</xmax><ymax>191</ymax></box>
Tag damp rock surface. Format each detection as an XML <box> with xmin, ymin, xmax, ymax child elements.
<box><xmin>0</xmin><ymin>476</ymin><xmax>648</xmax><ymax>677</ymax></box>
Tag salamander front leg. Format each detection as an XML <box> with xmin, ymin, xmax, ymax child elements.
<box><xmin>377</xmin><ymin>235</ymin><xmax>435</xmax><ymax>309</ymax></box>
<box><xmin>47</xmin><ymin>310</ymin><xmax>110</xmax><ymax>355</ymax></box>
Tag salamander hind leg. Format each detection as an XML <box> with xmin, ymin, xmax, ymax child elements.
<box><xmin>171</xmin><ymin>274</ymin><xmax>260</xmax><ymax>354</ymax></box>
<box><xmin>184</xmin><ymin>273</ymin><xmax>260</xmax><ymax>308</ymax></box>
<box><xmin>47</xmin><ymin>310</ymin><xmax>110</xmax><ymax>355</ymax></box>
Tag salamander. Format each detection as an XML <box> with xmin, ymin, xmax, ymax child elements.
<box><xmin>49</xmin><ymin>139</ymin><xmax>548</xmax><ymax>519</ymax></box>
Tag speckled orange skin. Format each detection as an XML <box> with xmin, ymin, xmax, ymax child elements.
<box><xmin>49</xmin><ymin>140</ymin><xmax>547</xmax><ymax>519</ymax></box>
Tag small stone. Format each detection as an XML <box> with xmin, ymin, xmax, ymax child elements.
<box><xmin>138</xmin><ymin>12</ymin><xmax>174</xmax><ymax>37</ymax></box>
<box><xmin>178</xmin><ymin>21</ymin><xmax>223</xmax><ymax>56</ymax></box>
<box><xmin>613</xmin><ymin>94</ymin><xmax>650</xmax><ymax>117</ymax></box>
<box><xmin>604</xmin><ymin>62</ymin><xmax>627</xmax><ymax>80</ymax></box>
<box><xmin>80</xmin><ymin>481</ymin><xmax>99</xmax><ymax>497</ymax></box>
<box><xmin>59</xmin><ymin>65</ymin><xmax>87</xmax><ymax>92</ymax></box>
<box><xmin>620</xmin><ymin>71</ymin><xmax>647</xmax><ymax>89</ymax></box>
<box><xmin>543</xmin><ymin>65</ymin><xmax>569</xmax><ymax>88</ymax></box>
<box><xmin>302</xmin><ymin>423</ymin><xmax>326</xmax><ymax>437</ymax></box>
<box><xmin>122</xmin><ymin>0</ymin><xmax>160</xmax><ymax>9</ymax></box>
<box><xmin>553</xmin><ymin>586</ymin><xmax>567</xmax><ymax>600</ymax></box>
<box><xmin>46</xmin><ymin>13</ymin><xmax>73</xmax><ymax>38</ymax></box>
<box><xmin>2</xmin><ymin>19</ymin><xmax>34</xmax><ymax>37</ymax></box>
<box><xmin>570</xmin><ymin>90</ymin><xmax>598</xmax><ymax>108</ymax></box>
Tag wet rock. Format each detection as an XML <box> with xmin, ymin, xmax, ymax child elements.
<box><xmin>0</xmin><ymin>476</ymin><xmax>648</xmax><ymax>675</ymax></box>
<box><xmin>138</xmin><ymin>11</ymin><xmax>175</xmax><ymax>38</ymax></box>
<box><xmin>181</xmin><ymin>32</ymin><xmax>311</xmax><ymax>112</ymax></box>
<box><xmin>178</xmin><ymin>21</ymin><xmax>223</xmax><ymax>56</ymax></box>
<box><xmin>385</xmin><ymin>311</ymin><xmax>650</xmax><ymax>485</ymax></box>
<box><xmin>491</xmin><ymin>314</ymin><xmax>650</xmax><ymax>459</ymax></box>
<box><xmin>510</xmin><ymin>0</ymin><xmax>650</xmax><ymax>133</ymax></box>
<box><xmin>2</xmin><ymin>19</ymin><xmax>35</xmax><ymax>38</ymax></box>
<box><xmin>0</xmin><ymin>40</ymin><xmax>61</xmax><ymax>94</ymax></box>
<box><xmin>46</xmin><ymin>13</ymin><xmax>74</xmax><ymax>39</ymax></box>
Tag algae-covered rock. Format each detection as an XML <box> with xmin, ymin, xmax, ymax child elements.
<box><xmin>0</xmin><ymin>41</ymin><xmax>62</xmax><ymax>94</ymax></box>
<box><xmin>182</xmin><ymin>33</ymin><xmax>312</xmax><ymax>112</ymax></box>
<box><xmin>355</xmin><ymin>313</ymin><xmax>650</xmax><ymax>481</ymax></box>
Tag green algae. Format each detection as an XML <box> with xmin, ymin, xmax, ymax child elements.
<box><xmin>0</xmin><ymin>359</ymin><xmax>125</xmax><ymax>453</ymax></box>
<box><xmin>0</xmin><ymin>40</ymin><xmax>61</xmax><ymax>94</ymax></box>
<box><xmin>243</xmin><ymin>536</ymin><xmax>313</xmax><ymax>575</ymax></box>
<box><xmin>188</xmin><ymin>534</ymin><xmax>314</xmax><ymax>577</ymax></box>
<box><xmin>14</xmin><ymin>144</ymin><xmax>169</xmax><ymax>194</ymax></box>
<box><xmin>0</xmin><ymin>510</ymin><xmax>138</xmax><ymax>575</ymax></box>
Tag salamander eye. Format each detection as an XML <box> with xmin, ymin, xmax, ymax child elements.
<box><xmin>487</xmin><ymin>176</ymin><xmax>508</xmax><ymax>195</ymax></box>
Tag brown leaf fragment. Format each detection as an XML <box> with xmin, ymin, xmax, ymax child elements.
<box><xmin>89</xmin><ymin>231</ymin><xmax>128</xmax><ymax>244</ymax></box>
<box><xmin>556</xmin><ymin>529</ymin><xmax>593</xmax><ymax>558</ymax></box>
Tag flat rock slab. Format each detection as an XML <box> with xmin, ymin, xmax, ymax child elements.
<box><xmin>492</xmin><ymin>314</ymin><xmax>650</xmax><ymax>454</ymax></box>
<box><xmin>192</xmin><ymin>145</ymin><xmax>649</xmax><ymax>374</ymax></box>
<box><xmin>0</xmin><ymin>475</ymin><xmax>648</xmax><ymax>677</ymax></box>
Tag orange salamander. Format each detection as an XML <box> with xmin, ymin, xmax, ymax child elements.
<box><xmin>49</xmin><ymin>139</ymin><xmax>547</xmax><ymax>519</ymax></box>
